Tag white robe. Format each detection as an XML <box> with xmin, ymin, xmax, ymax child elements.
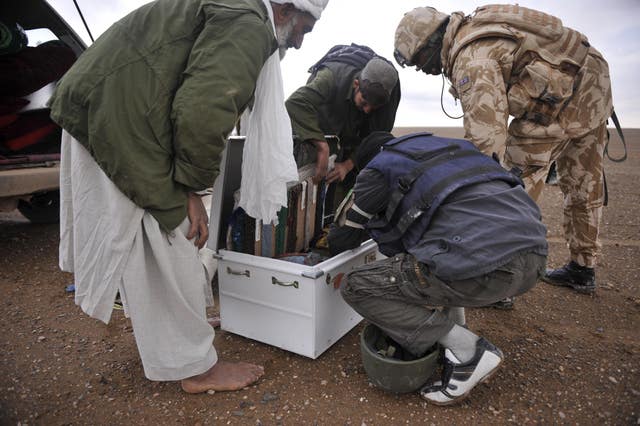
<box><xmin>59</xmin><ymin>131</ymin><xmax>216</xmax><ymax>380</ymax></box>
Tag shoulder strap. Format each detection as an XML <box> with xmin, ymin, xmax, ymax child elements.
<box><xmin>605</xmin><ymin>109</ymin><xmax>628</xmax><ymax>163</ymax></box>
<box><xmin>376</xmin><ymin>163</ymin><xmax>508</xmax><ymax>244</ymax></box>
<box><xmin>383</xmin><ymin>148</ymin><xmax>484</xmax><ymax>223</ymax></box>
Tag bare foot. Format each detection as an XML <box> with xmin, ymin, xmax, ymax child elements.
<box><xmin>181</xmin><ymin>360</ymin><xmax>264</xmax><ymax>394</ymax></box>
<box><xmin>207</xmin><ymin>315</ymin><xmax>221</xmax><ymax>328</ymax></box>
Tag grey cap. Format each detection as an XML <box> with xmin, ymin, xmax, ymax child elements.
<box><xmin>360</xmin><ymin>58</ymin><xmax>399</xmax><ymax>96</ymax></box>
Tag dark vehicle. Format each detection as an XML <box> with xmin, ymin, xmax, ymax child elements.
<box><xmin>0</xmin><ymin>0</ymin><xmax>85</xmax><ymax>222</ymax></box>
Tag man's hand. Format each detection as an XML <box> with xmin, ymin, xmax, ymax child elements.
<box><xmin>327</xmin><ymin>159</ymin><xmax>354</xmax><ymax>184</ymax></box>
<box><xmin>313</xmin><ymin>140</ymin><xmax>330</xmax><ymax>184</ymax></box>
<box><xmin>186</xmin><ymin>192</ymin><xmax>209</xmax><ymax>249</ymax></box>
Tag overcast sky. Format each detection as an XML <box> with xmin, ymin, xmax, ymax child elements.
<box><xmin>48</xmin><ymin>0</ymin><xmax>640</xmax><ymax>128</ymax></box>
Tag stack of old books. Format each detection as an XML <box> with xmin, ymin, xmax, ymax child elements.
<box><xmin>226</xmin><ymin>163</ymin><xmax>329</xmax><ymax>258</ymax></box>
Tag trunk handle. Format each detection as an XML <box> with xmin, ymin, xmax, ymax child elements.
<box><xmin>271</xmin><ymin>276</ymin><xmax>299</xmax><ymax>289</ymax></box>
<box><xmin>226</xmin><ymin>267</ymin><xmax>250</xmax><ymax>277</ymax></box>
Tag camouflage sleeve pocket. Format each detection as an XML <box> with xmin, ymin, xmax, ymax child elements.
<box><xmin>452</xmin><ymin>59</ymin><xmax>507</xmax><ymax>114</ymax></box>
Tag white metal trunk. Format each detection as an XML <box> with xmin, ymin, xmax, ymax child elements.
<box><xmin>210</xmin><ymin>137</ymin><xmax>378</xmax><ymax>358</ymax></box>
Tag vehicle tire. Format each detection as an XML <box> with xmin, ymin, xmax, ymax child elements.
<box><xmin>17</xmin><ymin>190</ymin><xmax>60</xmax><ymax>224</ymax></box>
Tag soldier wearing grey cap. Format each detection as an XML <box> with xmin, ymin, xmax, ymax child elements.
<box><xmin>286</xmin><ymin>44</ymin><xmax>400</xmax><ymax>209</ymax></box>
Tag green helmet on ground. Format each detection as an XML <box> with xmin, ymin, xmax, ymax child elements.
<box><xmin>394</xmin><ymin>6</ymin><xmax>449</xmax><ymax>67</ymax></box>
<box><xmin>360</xmin><ymin>323</ymin><xmax>439</xmax><ymax>393</ymax></box>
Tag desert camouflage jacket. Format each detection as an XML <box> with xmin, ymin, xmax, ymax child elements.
<box><xmin>441</xmin><ymin>4</ymin><xmax>613</xmax><ymax>153</ymax></box>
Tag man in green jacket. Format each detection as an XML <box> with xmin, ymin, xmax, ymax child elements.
<box><xmin>49</xmin><ymin>0</ymin><xmax>327</xmax><ymax>393</ymax></box>
<box><xmin>285</xmin><ymin>44</ymin><xmax>400</xmax><ymax>207</ymax></box>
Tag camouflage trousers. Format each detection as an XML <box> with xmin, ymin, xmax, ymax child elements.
<box><xmin>503</xmin><ymin>121</ymin><xmax>607</xmax><ymax>268</ymax></box>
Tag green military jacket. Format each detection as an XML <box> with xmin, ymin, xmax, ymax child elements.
<box><xmin>285</xmin><ymin>61</ymin><xmax>400</xmax><ymax>164</ymax></box>
<box><xmin>49</xmin><ymin>0</ymin><xmax>277</xmax><ymax>230</ymax></box>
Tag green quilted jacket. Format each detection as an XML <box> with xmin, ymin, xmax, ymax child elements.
<box><xmin>49</xmin><ymin>0</ymin><xmax>277</xmax><ymax>230</ymax></box>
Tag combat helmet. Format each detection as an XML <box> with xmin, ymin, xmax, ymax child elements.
<box><xmin>360</xmin><ymin>323</ymin><xmax>439</xmax><ymax>393</ymax></box>
<box><xmin>394</xmin><ymin>6</ymin><xmax>449</xmax><ymax>67</ymax></box>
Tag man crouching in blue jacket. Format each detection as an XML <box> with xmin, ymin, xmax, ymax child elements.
<box><xmin>328</xmin><ymin>131</ymin><xmax>548</xmax><ymax>405</ymax></box>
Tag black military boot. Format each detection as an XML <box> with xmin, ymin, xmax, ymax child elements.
<box><xmin>542</xmin><ymin>261</ymin><xmax>595</xmax><ymax>294</ymax></box>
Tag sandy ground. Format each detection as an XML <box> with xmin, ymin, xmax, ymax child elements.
<box><xmin>0</xmin><ymin>128</ymin><xmax>638</xmax><ymax>425</ymax></box>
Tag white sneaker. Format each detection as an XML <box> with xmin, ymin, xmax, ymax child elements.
<box><xmin>420</xmin><ymin>338</ymin><xmax>503</xmax><ymax>406</ymax></box>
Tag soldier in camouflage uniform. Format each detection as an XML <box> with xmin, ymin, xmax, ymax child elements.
<box><xmin>393</xmin><ymin>5</ymin><xmax>614</xmax><ymax>294</ymax></box>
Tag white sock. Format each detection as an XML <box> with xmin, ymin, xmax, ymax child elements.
<box><xmin>438</xmin><ymin>324</ymin><xmax>479</xmax><ymax>364</ymax></box>
<box><xmin>449</xmin><ymin>307</ymin><xmax>466</xmax><ymax>326</ymax></box>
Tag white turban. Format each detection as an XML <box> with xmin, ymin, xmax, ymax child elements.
<box><xmin>269</xmin><ymin>0</ymin><xmax>329</xmax><ymax>20</ymax></box>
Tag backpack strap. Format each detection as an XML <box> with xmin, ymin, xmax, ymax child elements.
<box><xmin>308</xmin><ymin>43</ymin><xmax>393</xmax><ymax>74</ymax></box>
